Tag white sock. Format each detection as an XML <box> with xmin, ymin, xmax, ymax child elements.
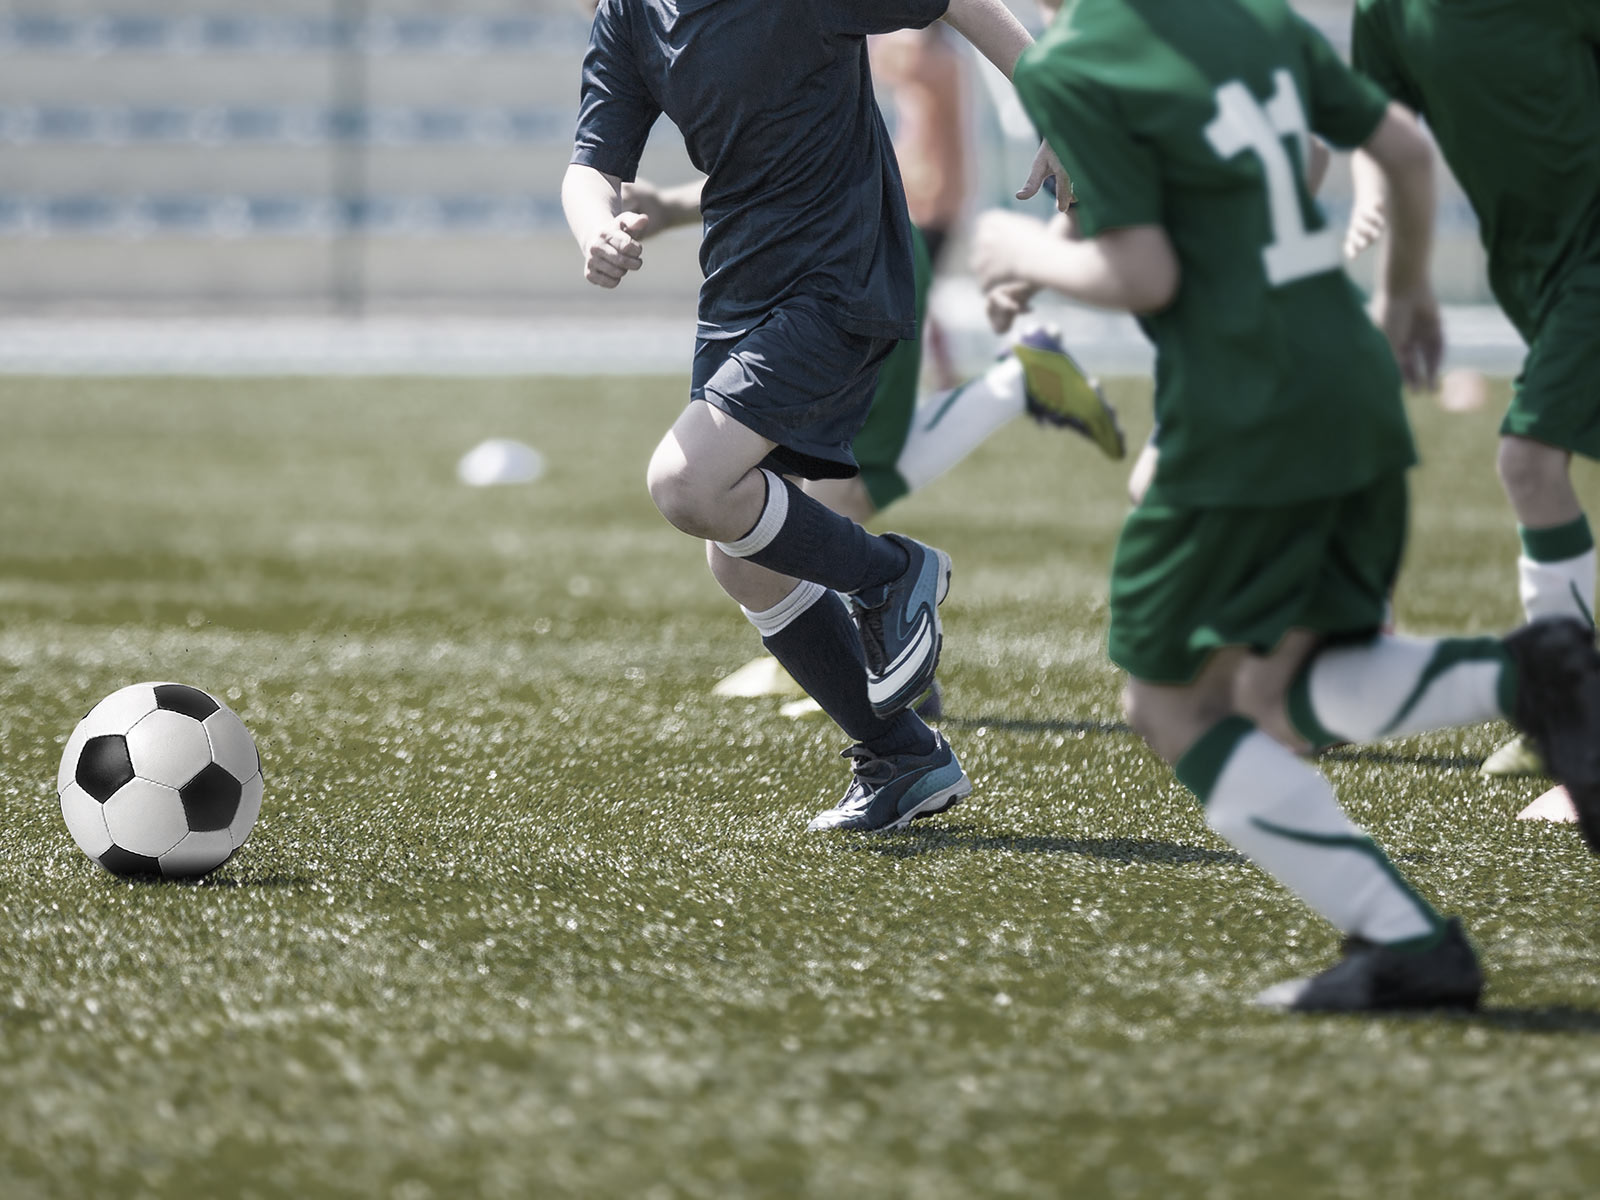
<box><xmin>895</xmin><ymin>357</ymin><xmax>1027</xmax><ymax>494</ymax></box>
<box><xmin>1520</xmin><ymin>548</ymin><xmax>1597</xmax><ymax>627</ymax></box>
<box><xmin>741</xmin><ymin>580</ymin><xmax>825</xmax><ymax>636</ymax></box>
<box><xmin>1290</xmin><ymin>634</ymin><xmax>1510</xmax><ymax>746</ymax></box>
<box><xmin>1202</xmin><ymin>729</ymin><xmax>1439</xmax><ymax>943</ymax></box>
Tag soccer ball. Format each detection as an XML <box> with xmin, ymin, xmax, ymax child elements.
<box><xmin>57</xmin><ymin>682</ymin><xmax>264</xmax><ymax>879</ymax></box>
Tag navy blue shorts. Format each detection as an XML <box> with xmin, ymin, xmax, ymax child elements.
<box><xmin>692</xmin><ymin>303</ymin><xmax>895</xmax><ymax>480</ymax></box>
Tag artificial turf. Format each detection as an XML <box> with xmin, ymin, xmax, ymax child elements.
<box><xmin>1</xmin><ymin>374</ymin><xmax>1598</xmax><ymax>1198</ymax></box>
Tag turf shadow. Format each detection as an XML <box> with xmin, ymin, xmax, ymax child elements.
<box><xmin>940</xmin><ymin>717</ymin><xmax>1486</xmax><ymax>775</ymax></box>
<box><xmin>862</xmin><ymin>827</ymin><xmax>1245</xmax><ymax>866</ymax></box>
<box><xmin>1316</xmin><ymin>746</ymin><xmax>1483</xmax><ymax>772</ymax></box>
<box><xmin>1464</xmin><ymin>1005</ymin><xmax>1600</xmax><ymax>1034</ymax></box>
<box><xmin>172</xmin><ymin>874</ymin><xmax>316</xmax><ymax>889</ymax></box>
<box><xmin>940</xmin><ymin>716</ymin><xmax>1133</xmax><ymax>737</ymax></box>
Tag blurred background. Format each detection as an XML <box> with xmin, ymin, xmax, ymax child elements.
<box><xmin>0</xmin><ymin>0</ymin><xmax>1516</xmax><ymax>374</ymax></box>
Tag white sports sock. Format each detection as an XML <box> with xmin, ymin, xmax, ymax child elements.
<box><xmin>741</xmin><ymin>580</ymin><xmax>825</xmax><ymax>636</ymax></box>
<box><xmin>1291</xmin><ymin>634</ymin><xmax>1510</xmax><ymax>746</ymax></box>
<box><xmin>895</xmin><ymin>357</ymin><xmax>1027</xmax><ymax>494</ymax></box>
<box><xmin>1205</xmin><ymin>730</ymin><xmax>1439</xmax><ymax>943</ymax></box>
<box><xmin>1519</xmin><ymin>548</ymin><xmax>1597</xmax><ymax>627</ymax></box>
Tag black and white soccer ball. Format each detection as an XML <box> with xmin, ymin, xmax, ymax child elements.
<box><xmin>57</xmin><ymin>682</ymin><xmax>264</xmax><ymax>879</ymax></box>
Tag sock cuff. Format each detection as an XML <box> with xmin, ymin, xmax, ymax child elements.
<box><xmin>1287</xmin><ymin>651</ymin><xmax>1346</xmax><ymax>751</ymax></box>
<box><xmin>1519</xmin><ymin>515</ymin><xmax>1594</xmax><ymax>563</ymax></box>
<box><xmin>716</xmin><ymin>469</ymin><xmax>788</xmax><ymax>559</ymax></box>
<box><xmin>741</xmin><ymin>579</ymin><xmax>826</xmax><ymax>637</ymax></box>
<box><xmin>1173</xmin><ymin>715</ymin><xmax>1255</xmax><ymax>804</ymax></box>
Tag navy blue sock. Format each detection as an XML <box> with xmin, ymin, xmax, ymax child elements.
<box><xmin>762</xmin><ymin>591</ymin><xmax>934</xmax><ymax>757</ymax></box>
<box><xmin>727</xmin><ymin>475</ymin><xmax>908</xmax><ymax>594</ymax></box>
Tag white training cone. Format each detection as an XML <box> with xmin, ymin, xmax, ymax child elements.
<box><xmin>1516</xmin><ymin>785</ymin><xmax>1579</xmax><ymax>823</ymax></box>
<box><xmin>457</xmin><ymin>438</ymin><xmax>545</xmax><ymax>486</ymax></box>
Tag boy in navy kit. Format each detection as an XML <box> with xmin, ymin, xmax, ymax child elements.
<box><xmin>563</xmin><ymin>0</ymin><xmax>1066</xmax><ymax>831</ymax></box>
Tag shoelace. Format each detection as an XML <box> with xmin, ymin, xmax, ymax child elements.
<box><xmin>853</xmin><ymin>604</ymin><xmax>889</xmax><ymax>674</ymax></box>
<box><xmin>838</xmin><ymin>745</ymin><xmax>894</xmax><ymax>809</ymax></box>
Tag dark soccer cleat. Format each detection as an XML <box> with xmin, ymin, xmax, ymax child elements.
<box><xmin>1255</xmin><ymin>918</ymin><xmax>1484</xmax><ymax>1013</ymax></box>
<box><xmin>806</xmin><ymin>733</ymin><xmax>971</xmax><ymax>833</ymax></box>
<box><xmin>849</xmin><ymin>533</ymin><xmax>952</xmax><ymax>720</ymax></box>
<box><xmin>1502</xmin><ymin>617</ymin><xmax>1600</xmax><ymax>852</ymax></box>
<box><xmin>1012</xmin><ymin>324</ymin><xmax>1127</xmax><ymax>460</ymax></box>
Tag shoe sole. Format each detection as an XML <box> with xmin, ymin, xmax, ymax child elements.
<box><xmin>1013</xmin><ymin>340</ymin><xmax>1127</xmax><ymax>460</ymax></box>
<box><xmin>866</xmin><ymin>548</ymin><xmax>952</xmax><ymax>720</ymax></box>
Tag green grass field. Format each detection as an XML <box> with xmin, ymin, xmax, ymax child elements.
<box><xmin>3</xmin><ymin>374</ymin><xmax>1599</xmax><ymax>1199</ymax></box>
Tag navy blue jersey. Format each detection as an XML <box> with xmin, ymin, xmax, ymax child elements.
<box><xmin>572</xmin><ymin>0</ymin><xmax>948</xmax><ymax>342</ymax></box>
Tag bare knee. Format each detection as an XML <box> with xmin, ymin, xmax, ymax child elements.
<box><xmin>647</xmin><ymin>445</ymin><xmax>719</xmax><ymax>538</ymax></box>
<box><xmin>1497</xmin><ymin>437</ymin><xmax>1574</xmax><ymax>518</ymax></box>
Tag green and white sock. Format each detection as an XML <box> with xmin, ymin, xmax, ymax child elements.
<box><xmin>1288</xmin><ymin>634</ymin><xmax>1515</xmax><ymax>749</ymax></box>
<box><xmin>895</xmin><ymin>358</ymin><xmax>1026</xmax><ymax>494</ymax></box>
<box><xmin>1177</xmin><ymin>718</ymin><xmax>1443</xmax><ymax>944</ymax></box>
<box><xmin>1518</xmin><ymin>515</ymin><xmax>1596</xmax><ymax>628</ymax></box>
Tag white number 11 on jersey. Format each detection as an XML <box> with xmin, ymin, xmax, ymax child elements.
<box><xmin>1204</xmin><ymin>69</ymin><xmax>1340</xmax><ymax>287</ymax></box>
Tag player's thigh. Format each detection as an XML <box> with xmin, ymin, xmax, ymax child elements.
<box><xmin>1501</xmin><ymin>267</ymin><xmax>1600</xmax><ymax>460</ymax></box>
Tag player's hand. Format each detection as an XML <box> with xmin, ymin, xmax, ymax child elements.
<box><xmin>618</xmin><ymin>181</ymin><xmax>665</xmax><ymax>240</ymax></box>
<box><xmin>1344</xmin><ymin>194</ymin><xmax>1386</xmax><ymax>259</ymax></box>
<box><xmin>984</xmin><ymin>280</ymin><xmax>1037</xmax><ymax>335</ymax></box>
<box><xmin>973</xmin><ymin>209</ymin><xmax>1048</xmax><ymax>292</ymax></box>
<box><xmin>1017</xmin><ymin>141</ymin><xmax>1072</xmax><ymax>213</ymax></box>
<box><xmin>1371</xmin><ymin>288</ymin><xmax>1443</xmax><ymax>390</ymax></box>
<box><xmin>581</xmin><ymin>211</ymin><xmax>650</xmax><ymax>288</ymax></box>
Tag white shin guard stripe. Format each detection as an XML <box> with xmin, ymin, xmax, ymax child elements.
<box><xmin>1207</xmin><ymin>732</ymin><xmax>1437</xmax><ymax>943</ymax></box>
<box><xmin>716</xmin><ymin>468</ymin><xmax>789</xmax><ymax>559</ymax></box>
<box><xmin>1519</xmin><ymin>549</ymin><xmax>1597</xmax><ymax>627</ymax></box>
<box><xmin>1307</xmin><ymin>635</ymin><xmax>1504</xmax><ymax>743</ymax></box>
<box><xmin>741</xmin><ymin>580</ymin><xmax>826</xmax><ymax>638</ymax></box>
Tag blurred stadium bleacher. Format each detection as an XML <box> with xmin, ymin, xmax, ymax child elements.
<box><xmin>0</xmin><ymin>1</ymin><xmax>1515</xmax><ymax>373</ymax></box>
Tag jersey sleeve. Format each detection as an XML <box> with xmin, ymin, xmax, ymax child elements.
<box><xmin>815</xmin><ymin>0</ymin><xmax>949</xmax><ymax>36</ymax></box>
<box><xmin>1349</xmin><ymin>1</ymin><xmax>1424</xmax><ymax>116</ymax></box>
<box><xmin>1013</xmin><ymin>47</ymin><xmax>1162</xmax><ymax>237</ymax></box>
<box><xmin>570</xmin><ymin>1</ymin><xmax>660</xmax><ymax>182</ymax></box>
<box><xmin>1295</xmin><ymin>14</ymin><xmax>1390</xmax><ymax>149</ymax></box>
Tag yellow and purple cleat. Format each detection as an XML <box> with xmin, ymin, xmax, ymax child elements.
<box><xmin>1013</xmin><ymin>325</ymin><xmax>1126</xmax><ymax>461</ymax></box>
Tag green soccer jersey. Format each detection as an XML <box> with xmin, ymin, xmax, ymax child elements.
<box><xmin>1352</xmin><ymin>0</ymin><xmax>1600</xmax><ymax>341</ymax></box>
<box><xmin>1014</xmin><ymin>0</ymin><xmax>1416</xmax><ymax>508</ymax></box>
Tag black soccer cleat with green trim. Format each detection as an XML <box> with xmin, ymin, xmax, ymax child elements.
<box><xmin>1502</xmin><ymin>616</ymin><xmax>1600</xmax><ymax>852</ymax></box>
<box><xmin>1255</xmin><ymin>918</ymin><xmax>1483</xmax><ymax>1013</ymax></box>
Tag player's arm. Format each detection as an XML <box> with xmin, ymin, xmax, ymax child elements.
<box><xmin>985</xmin><ymin>208</ymin><xmax>1074</xmax><ymax>333</ymax></box>
<box><xmin>619</xmin><ymin>177</ymin><xmax>705</xmax><ymax>239</ymax></box>
<box><xmin>567</xmin><ymin>3</ymin><xmax>660</xmax><ymax>288</ymax></box>
<box><xmin>973</xmin><ymin>209</ymin><xmax>1178</xmax><ymax>315</ymax></box>
<box><xmin>941</xmin><ymin>0</ymin><xmax>1070</xmax><ymax>207</ymax></box>
<box><xmin>1358</xmin><ymin>103</ymin><xmax>1440</xmax><ymax>388</ymax></box>
<box><xmin>561</xmin><ymin>164</ymin><xmax>650</xmax><ymax>289</ymax></box>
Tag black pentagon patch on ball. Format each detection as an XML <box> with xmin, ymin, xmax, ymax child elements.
<box><xmin>77</xmin><ymin>734</ymin><xmax>135</xmax><ymax>802</ymax></box>
<box><xmin>154</xmin><ymin>683</ymin><xmax>220</xmax><ymax>721</ymax></box>
<box><xmin>98</xmin><ymin>846</ymin><xmax>163</xmax><ymax>879</ymax></box>
<box><xmin>180</xmin><ymin>762</ymin><xmax>241</xmax><ymax>832</ymax></box>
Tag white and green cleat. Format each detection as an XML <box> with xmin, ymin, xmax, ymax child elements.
<box><xmin>1013</xmin><ymin>325</ymin><xmax>1126</xmax><ymax>461</ymax></box>
<box><xmin>1480</xmin><ymin>732</ymin><xmax>1548</xmax><ymax>778</ymax></box>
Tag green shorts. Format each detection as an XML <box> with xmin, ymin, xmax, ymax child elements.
<box><xmin>1502</xmin><ymin>264</ymin><xmax>1600</xmax><ymax>459</ymax></box>
<box><xmin>852</xmin><ymin>226</ymin><xmax>934</xmax><ymax>510</ymax></box>
<box><xmin>1108</xmin><ymin>472</ymin><xmax>1408</xmax><ymax>684</ymax></box>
